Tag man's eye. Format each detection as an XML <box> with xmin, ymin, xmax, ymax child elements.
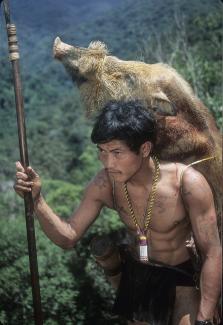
<box><xmin>98</xmin><ymin>148</ymin><xmax>105</xmax><ymax>154</ymax></box>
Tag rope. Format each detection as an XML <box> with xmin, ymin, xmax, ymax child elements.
<box><xmin>180</xmin><ymin>156</ymin><xmax>215</xmax><ymax>191</ymax></box>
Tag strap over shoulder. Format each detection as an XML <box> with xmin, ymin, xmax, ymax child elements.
<box><xmin>180</xmin><ymin>156</ymin><xmax>215</xmax><ymax>195</ymax></box>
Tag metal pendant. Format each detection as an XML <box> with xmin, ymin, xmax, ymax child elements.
<box><xmin>138</xmin><ymin>235</ymin><xmax>148</xmax><ymax>262</ymax></box>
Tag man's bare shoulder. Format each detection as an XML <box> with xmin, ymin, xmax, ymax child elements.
<box><xmin>159</xmin><ymin>160</ymin><xmax>186</xmax><ymax>173</ymax></box>
<box><xmin>180</xmin><ymin>165</ymin><xmax>214</xmax><ymax>206</ymax></box>
<box><xmin>159</xmin><ymin>160</ymin><xmax>206</xmax><ymax>183</ymax></box>
<box><xmin>84</xmin><ymin>169</ymin><xmax>113</xmax><ymax>206</ymax></box>
<box><xmin>90</xmin><ymin>169</ymin><xmax>112</xmax><ymax>189</ymax></box>
<box><xmin>158</xmin><ymin>160</ymin><xmax>213</xmax><ymax>199</ymax></box>
<box><xmin>158</xmin><ymin>160</ymin><xmax>184</xmax><ymax>184</ymax></box>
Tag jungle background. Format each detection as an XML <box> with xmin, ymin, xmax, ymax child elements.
<box><xmin>0</xmin><ymin>0</ymin><xmax>222</xmax><ymax>324</ymax></box>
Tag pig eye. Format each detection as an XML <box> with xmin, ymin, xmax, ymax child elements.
<box><xmin>124</xmin><ymin>74</ymin><xmax>135</xmax><ymax>87</ymax></box>
<box><xmin>77</xmin><ymin>76</ymin><xmax>88</xmax><ymax>85</ymax></box>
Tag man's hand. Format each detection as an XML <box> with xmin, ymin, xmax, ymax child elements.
<box><xmin>14</xmin><ymin>161</ymin><xmax>41</xmax><ymax>202</ymax></box>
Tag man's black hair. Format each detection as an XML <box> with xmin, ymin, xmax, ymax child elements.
<box><xmin>91</xmin><ymin>100</ymin><xmax>157</xmax><ymax>153</ymax></box>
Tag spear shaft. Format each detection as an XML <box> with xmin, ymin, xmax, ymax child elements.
<box><xmin>1</xmin><ymin>1</ymin><xmax>43</xmax><ymax>323</ymax></box>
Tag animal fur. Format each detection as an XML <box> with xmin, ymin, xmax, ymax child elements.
<box><xmin>53</xmin><ymin>37</ymin><xmax>222</xmax><ymax>221</ymax></box>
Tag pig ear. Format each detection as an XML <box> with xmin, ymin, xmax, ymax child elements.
<box><xmin>151</xmin><ymin>91</ymin><xmax>176</xmax><ymax>116</ymax></box>
<box><xmin>77</xmin><ymin>41</ymin><xmax>108</xmax><ymax>76</ymax></box>
<box><xmin>88</xmin><ymin>41</ymin><xmax>108</xmax><ymax>55</ymax></box>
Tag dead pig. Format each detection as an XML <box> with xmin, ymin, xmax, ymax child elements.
<box><xmin>53</xmin><ymin>37</ymin><xmax>222</xmax><ymax>220</ymax></box>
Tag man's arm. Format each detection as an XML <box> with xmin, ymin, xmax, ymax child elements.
<box><xmin>14</xmin><ymin>162</ymin><xmax>111</xmax><ymax>249</ymax></box>
<box><xmin>34</xmin><ymin>184</ymin><xmax>103</xmax><ymax>249</ymax></box>
<box><xmin>182</xmin><ymin>167</ymin><xmax>221</xmax><ymax>321</ymax></box>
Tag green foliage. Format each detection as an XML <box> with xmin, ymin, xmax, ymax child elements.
<box><xmin>90</xmin><ymin>208</ymin><xmax>124</xmax><ymax>237</ymax></box>
<box><xmin>0</xmin><ymin>218</ymin><xmax>78</xmax><ymax>325</ymax></box>
<box><xmin>0</xmin><ymin>211</ymin><xmax>124</xmax><ymax>324</ymax></box>
<box><xmin>42</xmin><ymin>179</ymin><xmax>83</xmax><ymax>218</ymax></box>
<box><xmin>136</xmin><ymin>4</ymin><xmax>222</xmax><ymax>128</ymax></box>
<box><xmin>70</xmin><ymin>144</ymin><xmax>101</xmax><ymax>184</ymax></box>
<box><xmin>0</xmin><ymin>183</ymin><xmax>24</xmax><ymax>219</ymax></box>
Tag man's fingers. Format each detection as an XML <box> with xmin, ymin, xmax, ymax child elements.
<box><xmin>16</xmin><ymin>161</ymin><xmax>25</xmax><ymax>172</ymax></box>
<box><xmin>17</xmin><ymin>179</ymin><xmax>34</xmax><ymax>187</ymax></box>
<box><xmin>14</xmin><ymin>184</ymin><xmax>32</xmax><ymax>192</ymax></box>
<box><xmin>27</xmin><ymin>166</ymin><xmax>39</xmax><ymax>179</ymax></box>
<box><xmin>16</xmin><ymin>171</ymin><xmax>28</xmax><ymax>181</ymax></box>
<box><xmin>15</xmin><ymin>162</ymin><xmax>38</xmax><ymax>180</ymax></box>
<box><xmin>13</xmin><ymin>186</ymin><xmax>24</xmax><ymax>198</ymax></box>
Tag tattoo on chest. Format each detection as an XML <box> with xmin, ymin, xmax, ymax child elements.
<box><xmin>155</xmin><ymin>199</ymin><xmax>166</xmax><ymax>214</ymax></box>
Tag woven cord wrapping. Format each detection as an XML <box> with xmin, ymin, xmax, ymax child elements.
<box><xmin>7</xmin><ymin>24</ymin><xmax>20</xmax><ymax>61</ymax></box>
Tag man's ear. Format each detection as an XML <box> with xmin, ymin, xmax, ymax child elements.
<box><xmin>140</xmin><ymin>141</ymin><xmax>152</xmax><ymax>158</ymax></box>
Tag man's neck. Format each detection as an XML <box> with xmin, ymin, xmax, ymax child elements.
<box><xmin>128</xmin><ymin>156</ymin><xmax>154</xmax><ymax>189</ymax></box>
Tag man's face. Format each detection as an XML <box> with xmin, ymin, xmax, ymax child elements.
<box><xmin>97</xmin><ymin>139</ymin><xmax>145</xmax><ymax>183</ymax></box>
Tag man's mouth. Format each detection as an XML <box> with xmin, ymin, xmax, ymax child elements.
<box><xmin>106</xmin><ymin>169</ymin><xmax>121</xmax><ymax>174</ymax></box>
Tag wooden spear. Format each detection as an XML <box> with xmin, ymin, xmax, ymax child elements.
<box><xmin>1</xmin><ymin>0</ymin><xmax>43</xmax><ymax>323</ymax></box>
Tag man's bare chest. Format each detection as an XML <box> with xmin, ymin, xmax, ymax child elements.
<box><xmin>113</xmin><ymin>181</ymin><xmax>187</xmax><ymax>234</ymax></box>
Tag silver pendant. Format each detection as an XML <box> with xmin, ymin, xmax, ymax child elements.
<box><xmin>139</xmin><ymin>235</ymin><xmax>148</xmax><ymax>262</ymax></box>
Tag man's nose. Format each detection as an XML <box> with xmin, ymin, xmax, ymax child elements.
<box><xmin>104</xmin><ymin>154</ymin><xmax>115</xmax><ymax>169</ymax></box>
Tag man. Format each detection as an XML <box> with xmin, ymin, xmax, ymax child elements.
<box><xmin>14</xmin><ymin>100</ymin><xmax>221</xmax><ymax>325</ymax></box>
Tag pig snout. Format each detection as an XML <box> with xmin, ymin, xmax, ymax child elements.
<box><xmin>53</xmin><ymin>37</ymin><xmax>76</xmax><ymax>60</ymax></box>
